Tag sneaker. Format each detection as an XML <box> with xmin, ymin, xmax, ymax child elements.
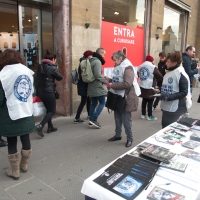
<box><xmin>74</xmin><ymin>119</ymin><xmax>85</xmax><ymax>124</ymax></box>
<box><xmin>0</xmin><ymin>139</ymin><xmax>8</xmax><ymax>147</ymax></box>
<box><xmin>88</xmin><ymin>122</ymin><xmax>94</xmax><ymax>127</ymax></box>
<box><xmin>141</xmin><ymin>115</ymin><xmax>146</xmax><ymax>119</ymax></box>
<box><xmin>152</xmin><ymin>107</ymin><xmax>156</xmax><ymax>111</ymax></box>
<box><xmin>89</xmin><ymin>121</ymin><xmax>101</xmax><ymax>128</ymax></box>
<box><xmin>146</xmin><ymin>115</ymin><xmax>157</xmax><ymax>121</ymax></box>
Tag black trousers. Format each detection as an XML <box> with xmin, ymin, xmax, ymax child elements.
<box><xmin>162</xmin><ymin>110</ymin><xmax>183</xmax><ymax>128</ymax></box>
<box><xmin>75</xmin><ymin>96</ymin><xmax>91</xmax><ymax>119</ymax></box>
<box><xmin>153</xmin><ymin>97</ymin><xmax>160</xmax><ymax>108</ymax></box>
<box><xmin>38</xmin><ymin>92</ymin><xmax>56</xmax><ymax>128</ymax></box>
<box><xmin>7</xmin><ymin>134</ymin><xmax>31</xmax><ymax>154</ymax></box>
<box><xmin>142</xmin><ymin>98</ymin><xmax>154</xmax><ymax>117</ymax></box>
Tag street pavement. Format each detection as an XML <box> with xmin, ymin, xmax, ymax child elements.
<box><xmin>1</xmin><ymin>88</ymin><xmax>200</xmax><ymax>200</ymax></box>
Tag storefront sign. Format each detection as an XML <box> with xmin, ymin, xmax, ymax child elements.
<box><xmin>101</xmin><ymin>21</ymin><xmax>144</xmax><ymax>73</ymax></box>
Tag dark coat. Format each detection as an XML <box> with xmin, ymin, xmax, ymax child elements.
<box><xmin>0</xmin><ymin>83</ymin><xmax>35</xmax><ymax>137</ymax></box>
<box><xmin>111</xmin><ymin>66</ymin><xmax>138</xmax><ymax>112</ymax></box>
<box><xmin>77</xmin><ymin>58</ymin><xmax>88</xmax><ymax>96</ymax></box>
<box><xmin>157</xmin><ymin>61</ymin><xmax>166</xmax><ymax>88</ymax></box>
<box><xmin>140</xmin><ymin>67</ymin><xmax>163</xmax><ymax>99</ymax></box>
<box><xmin>182</xmin><ymin>52</ymin><xmax>198</xmax><ymax>86</ymax></box>
<box><xmin>36</xmin><ymin>59</ymin><xmax>63</xmax><ymax>93</ymax></box>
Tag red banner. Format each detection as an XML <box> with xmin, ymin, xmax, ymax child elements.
<box><xmin>101</xmin><ymin>21</ymin><xmax>144</xmax><ymax>71</ymax></box>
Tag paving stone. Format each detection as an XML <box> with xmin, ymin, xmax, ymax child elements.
<box><xmin>6</xmin><ymin>177</ymin><xmax>64</xmax><ymax>200</ymax></box>
<box><xmin>0</xmin><ymin>187</ymin><xmax>14</xmax><ymax>200</ymax></box>
<box><xmin>51</xmin><ymin>174</ymin><xmax>85</xmax><ymax>200</ymax></box>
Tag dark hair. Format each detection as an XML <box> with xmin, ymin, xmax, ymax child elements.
<box><xmin>159</xmin><ymin>52</ymin><xmax>166</xmax><ymax>57</ymax></box>
<box><xmin>166</xmin><ymin>51</ymin><xmax>182</xmax><ymax>66</ymax></box>
<box><xmin>186</xmin><ymin>45</ymin><xmax>194</xmax><ymax>52</ymax></box>
<box><xmin>111</xmin><ymin>51</ymin><xmax>126</xmax><ymax>60</ymax></box>
<box><xmin>44</xmin><ymin>49</ymin><xmax>56</xmax><ymax>60</ymax></box>
<box><xmin>0</xmin><ymin>49</ymin><xmax>25</xmax><ymax>71</ymax></box>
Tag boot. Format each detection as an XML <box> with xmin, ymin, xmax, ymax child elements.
<box><xmin>47</xmin><ymin>126</ymin><xmax>57</xmax><ymax>133</ymax></box>
<box><xmin>5</xmin><ymin>152</ymin><xmax>20</xmax><ymax>180</ymax></box>
<box><xmin>20</xmin><ymin>149</ymin><xmax>32</xmax><ymax>173</ymax></box>
<box><xmin>36</xmin><ymin>124</ymin><xmax>44</xmax><ymax>138</ymax></box>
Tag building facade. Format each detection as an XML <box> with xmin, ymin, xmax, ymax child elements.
<box><xmin>0</xmin><ymin>0</ymin><xmax>199</xmax><ymax>116</ymax></box>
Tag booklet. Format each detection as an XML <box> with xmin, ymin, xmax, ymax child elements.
<box><xmin>181</xmin><ymin>140</ymin><xmax>200</xmax><ymax>150</ymax></box>
<box><xmin>181</xmin><ymin>149</ymin><xmax>200</xmax><ymax>162</ymax></box>
<box><xmin>190</xmin><ymin>132</ymin><xmax>200</xmax><ymax>142</ymax></box>
<box><xmin>97</xmin><ymin>78</ymin><xmax>109</xmax><ymax>84</ymax></box>
<box><xmin>159</xmin><ymin>161</ymin><xmax>188</xmax><ymax>173</ymax></box>
<box><xmin>147</xmin><ymin>186</ymin><xmax>185</xmax><ymax>200</ymax></box>
<box><xmin>170</xmin><ymin>122</ymin><xmax>190</xmax><ymax>132</ymax></box>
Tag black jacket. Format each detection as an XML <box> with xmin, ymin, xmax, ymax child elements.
<box><xmin>77</xmin><ymin>57</ymin><xmax>88</xmax><ymax>96</ymax></box>
<box><xmin>157</xmin><ymin>61</ymin><xmax>166</xmax><ymax>88</ymax></box>
<box><xmin>182</xmin><ymin>52</ymin><xmax>198</xmax><ymax>86</ymax></box>
<box><xmin>36</xmin><ymin>59</ymin><xmax>63</xmax><ymax>93</ymax></box>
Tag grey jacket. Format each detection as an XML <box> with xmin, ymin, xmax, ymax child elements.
<box><xmin>111</xmin><ymin>66</ymin><xmax>138</xmax><ymax>112</ymax></box>
<box><xmin>87</xmin><ymin>57</ymin><xmax>108</xmax><ymax>97</ymax></box>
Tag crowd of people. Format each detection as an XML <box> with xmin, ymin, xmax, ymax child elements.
<box><xmin>0</xmin><ymin>45</ymin><xmax>199</xmax><ymax>180</ymax></box>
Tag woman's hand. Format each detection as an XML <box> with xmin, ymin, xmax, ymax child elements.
<box><xmin>105</xmin><ymin>82</ymin><xmax>112</xmax><ymax>89</ymax></box>
<box><xmin>154</xmin><ymin>89</ymin><xmax>160</xmax><ymax>94</ymax></box>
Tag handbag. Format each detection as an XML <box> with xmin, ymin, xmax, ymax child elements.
<box><xmin>105</xmin><ymin>86</ymin><xmax>131</xmax><ymax>113</ymax></box>
<box><xmin>54</xmin><ymin>90</ymin><xmax>60</xmax><ymax>99</ymax></box>
<box><xmin>33</xmin><ymin>96</ymin><xmax>46</xmax><ymax>116</ymax></box>
<box><xmin>71</xmin><ymin>69</ymin><xmax>79</xmax><ymax>85</ymax></box>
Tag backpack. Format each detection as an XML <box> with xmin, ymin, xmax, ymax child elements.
<box><xmin>71</xmin><ymin>69</ymin><xmax>79</xmax><ymax>85</ymax></box>
<box><xmin>80</xmin><ymin>58</ymin><xmax>95</xmax><ymax>83</ymax></box>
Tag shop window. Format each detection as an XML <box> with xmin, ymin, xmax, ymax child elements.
<box><xmin>162</xmin><ymin>6</ymin><xmax>185</xmax><ymax>54</ymax></box>
<box><xmin>102</xmin><ymin>0</ymin><xmax>146</xmax><ymax>28</ymax></box>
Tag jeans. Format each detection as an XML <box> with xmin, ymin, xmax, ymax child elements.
<box><xmin>142</xmin><ymin>98</ymin><xmax>154</xmax><ymax>117</ymax></box>
<box><xmin>89</xmin><ymin>96</ymin><xmax>106</xmax><ymax>121</ymax></box>
<box><xmin>114</xmin><ymin>111</ymin><xmax>133</xmax><ymax>141</ymax></box>
<box><xmin>75</xmin><ymin>96</ymin><xmax>91</xmax><ymax>119</ymax></box>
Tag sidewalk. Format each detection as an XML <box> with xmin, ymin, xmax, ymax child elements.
<box><xmin>0</xmin><ymin>88</ymin><xmax>200</xmax><ymax>200</ymax></box>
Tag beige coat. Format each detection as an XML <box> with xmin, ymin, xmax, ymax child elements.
<box><xmin>111</xmin><ymin>66</ymin><xmax>138</xmax><ymax>112</ymax></box>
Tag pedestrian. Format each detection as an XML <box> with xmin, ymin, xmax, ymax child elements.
<box><xmin>74</xmin><ymin>50</ymin><xmax>92</xmax><ymax>123</ymax></box>
<box><xmin>87</xmin><ymin>48</ymin><xmax>108</xmax><ymax>128</ymax></box>
<box><xmin>138</xmin><ymin>55</ymin><xmax>163</xmax><ymax>120</ymax></box>
<box><xmin>182</xmin><ymin>46</ymin><xmax>200</xmax><ymax>114</ymax></box>
<box><xmin>152</xmin><ymin>52</ymin><xmax>166</xmax><ymax>111</ymax></box>
<box><xmin>35</xmin><ymin>50</ymin><xmax>63</xmax><ymax>137</ymax></box>
<box><xmin>107</xmin><ymin>51</ymin><xmax>140</xmax><ymax>147</ymax></box>
<box><xmin>160</xmin><ymin>51</ymin><xmax>190</xmax><ymax>128</ymax></box>
<box><xmin>0</xmin><ymin>49</ymin><xmax>35</xmax><ymax>180</ymax></box>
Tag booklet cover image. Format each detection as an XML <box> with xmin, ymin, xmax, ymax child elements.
<box><xmin>113</xmin><ymin>175</ymin><xmax>143</xmax><ymax>198</ymax></box>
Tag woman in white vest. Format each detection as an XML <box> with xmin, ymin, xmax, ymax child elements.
<box><xmin>160</xmin><ymin>51</ymin><xmax>189</xmax><ymax>128</ymax></box>
<box><xmin>0</xmin><ymin>49</ymin><xmax>35</xmax><ymax>180</ymax></box>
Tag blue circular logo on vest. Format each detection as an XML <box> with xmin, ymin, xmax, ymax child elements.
<box><xmin>140</xmin><ymin>67</ymin><xmax>150</xmax><ymax>81</ymax></box>
<box><xmin>14</xmin><ymin>75</ymin><xmax>32</xmax><ymax>102</ymax></box>
<box><xmin>168</xmin><ymin>77</ymin><xmax>173</xmax><ymax>84</ymax></box>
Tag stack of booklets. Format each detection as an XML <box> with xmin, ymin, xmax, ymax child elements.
<box><xmin>147</xmin><ymin>186</ymin><xmax>185</xmax><ymax>200</ymax></box>
<box><xmin>181</xmin><ymin>140</ymin><xmax>200</xmax><ymax>149</ymax></box>
<box><xmin>93</xmin><ymin>154</ymin><xmax>159</xmax><ymax>200</ymax></box>
<box><xmin>155</xmin><ymin>128</ymin><xmax>185</xmax><ymax>145</ymax></box>
<box><xmin>177</xmin><ymin>116</ymin><xmax>198</xmax><ymax>128</ymax></box>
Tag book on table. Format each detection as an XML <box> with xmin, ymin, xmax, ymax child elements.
<box><xmin>190</xmin><ymin>132</ymin><xmax>200</xmax><ymax>142</ymax></box>
<box><xmin>159</xmin><ymin>161</ymin><xmax>188</xmax><ymax>173</ymax></box>
<box><xmin>181</xmin><ymin>149</ymin><xmax>200</xmax><ymax>162</ymax></box>
<box><xmin>170</xmin><ymin>122</ymin><xmax>190</xmax><ymax>132</ymax></box>
<box><xmin>147</xmin><ymin>186</ymin><xmax>185</xmax><ymax>200</ymax></box>
<box><xmin>181</xmin><ymin>140</ymin><xmax>200</xmax><ymax>149</ymax></box>
<box><xmin>140</xmin><ymin>144</ymin><xmax>176</xmax><ymax>164</ymax></box>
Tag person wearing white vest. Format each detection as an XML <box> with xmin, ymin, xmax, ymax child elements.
<box><xmin>138</xmin><ymin>55</ymin><xmax>163</xmax><ymax>121</ymax></box>
<box><xmin>160</xmin><ymin>51</ymin><xmax>189</xmax><ymax>128</ymax></box>
<box><xmin>106</xmin><ymin>51</ymin><xmax>140</xmax><ymax>147</ymax></box>
<box><xmin>0</xmin><ymin>49</ymin><xmax>35</xmax><ymax>180</ymax></box>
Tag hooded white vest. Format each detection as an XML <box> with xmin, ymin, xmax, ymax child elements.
<box><xmin>0</xmin><ymin>63</ymin><xmax>34</xmax><ymax>120</ymax></box>
<box><xmin>138</xmin><ymin>61</ymin><xmax>155</xmax><ymax>89</ymax></box>
<box><xmin>109</xmin><ymin>58</ymin><xmax>141</xmax><ymax>97</ymax></box>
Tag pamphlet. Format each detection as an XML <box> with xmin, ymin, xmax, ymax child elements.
<box><xmin>159</xmin><ymin>161</ymin><xmax>188</xmax><ymax>172</ymax></box>
<box><xmin>181</xmin><ymin>140</ymin><xmax>200</xmax><ymax>149</ymax></box>
<box><xmin>147</xmin><ymin>186</ymin><xmax>185</xmax><ymax>200</ymax></box>
<box><xmin>190</xmin><ymin>132</ymin><xmax>200</xmax><ymax>142</ymax></box>
<box><xmin>170</xmin><ymin>122</ymin><xmax>190</xmax><ymax>132</ymax></box>
<box><xmin>181</xmin><ymin>149</ymin><xmax>200</xmax><ymax>162</ymax></box>
<box><xmin>97</xmin><ymin>78</ymin><xmax>109</xmax><ymax>84</ymax></box>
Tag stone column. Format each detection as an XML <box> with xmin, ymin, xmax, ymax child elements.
<box><xmin>52</xmin><ymin>0</ymin><xmax>71</xmax><ymax>116</ymax></box>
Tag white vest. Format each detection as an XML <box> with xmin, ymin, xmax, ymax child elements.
<box><xmin>109</xmin><ymin>58</ymin><xmax>141</xmax><ymax>97</ymax></box>
<box><xmin>160</xmin><ymin>67</ymin><xmax>181</xmax><ymax>112</ymax></box>
<box><xmin>138</xmin><ymin>61</ymin><xmax>155</xmax><ymax>89</ymax></box>
<box><xmin>0</xmin><ymin>64</ymin><xmax>34</xmax><ymax>120</ymax></box>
